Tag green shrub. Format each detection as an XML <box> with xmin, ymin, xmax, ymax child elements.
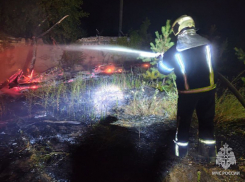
<box><xmin>139</xmin><ymin>20</ymin><xmax>177</xmax><ymax>93</ymax></box>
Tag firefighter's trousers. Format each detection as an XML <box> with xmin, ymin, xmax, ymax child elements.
<box><xmin>176</xmin><ymin>89</ymin><xmax>216</xmax><ymax>143</ymax></box>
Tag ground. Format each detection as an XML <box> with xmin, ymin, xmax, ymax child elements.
<box><xmin>0</xmin><ymin>76</ymin><xmax>245</xmax><ymax>182</ymax></box>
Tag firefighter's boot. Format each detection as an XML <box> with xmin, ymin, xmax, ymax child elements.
<box><xmin>198</xmin><ymin>139</ymin><xmax>217</xmax><ymax>163</ymax></box>
<box><xmin>174</xmin><ymin>140</ymin><xmax>189</xmax><ymax>158</ymax></box>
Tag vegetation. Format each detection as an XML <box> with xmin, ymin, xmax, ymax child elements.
<box><xmin>140</xmin><ymin>20</ymin><xmax>177</xmax><ymax>92</ymax></box>
<box><xmin>0</xmin><ymin>72</ymin><xmax>178</xmax><ymax>122</ymax></box>
<box><xmin>215</xmin><ymin>88</ymin><xmax>245</xmax><ymax>123</ymax></box>
<box><xmin>111</xmin><ymin>18</ymin><xmax>152</xmax><ymax>50</ymax></box>
<box><xmin>0</xmin><ymin>0</ymin><xmax>89</xmax><ymax>43</ymax></box>
<box><xmin>129</xmin><ymin>18</ymin><xmax>152</xmax><ymax>50</ymax></box>
<box><xmin>122</xmin><ymin>81</ymin><xmax>177</xmax><ymax>119</ymax></box>
<box><xmin>106</xmin><ymin>18</ymin><xmax>153</xmax><ymax>63</ymax></box>
<box><xmin>212</xmin><ymin>47</ymin><xmax>245</xmax><ymax>123</ymax></box>
<box><xmin>234</xmin><ymin>47</ymin><xmax>245</xmax><ymax>85</ymax></box>
<box><xmin>22</xmin><ymin>73</ymin><xmax>143</xmax><ymax>120</ymax></box>
<box><xmin>0</xmin><ymin>15</ymin><xmax>244</xmax><ymax>127</ymax></box>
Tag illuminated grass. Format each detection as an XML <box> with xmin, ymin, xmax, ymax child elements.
<box><xmin>11</xmin><ymin>71</ymin><xmax>245</xmax><ymax>124</ymax></box>
<box><xmin>21</xmin><ymin>71</ymin><xmax>180</xmax><ymax>122</ymax></box>
<box><xmin>123</xmin><ymin>81</ymin><xmax>178</xmax><ymax>119</ymax></box>
<box><xmin>162</xmin><ymin>91</ymin><xmax>178</xmax><ymax>120</ymax></box>
<box><xmin>23</xmin><ymin>72</ymin><xmax>144</xmax><ymax>120</ymax></box>
<box><xmin>215</xmin><ymin>88</ymin><xmax>245</xmax><ymax>123</ymax></box>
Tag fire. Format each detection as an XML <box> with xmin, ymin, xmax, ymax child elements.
<box><xmin>105</xmin><ymin>66</ymin><xmax>115</xmax><ymax>73</ymax></box>
<box><xmin>106</xmin><ymin>69</ymin><xmax>112</xmax><ymax>73</ymax></box>
<box><xmin>28</xmin><ymin>70</ymin><xmax>34</xmax><ymax>79</ymax></box>
<box><xmin>31</xmin><ymin>85</ymin><xmax>38</xmax><ymax>89</ymax></box>
<box><xmin>143</xmin><ymin>63</ymin><xmax>150</xmax><ymax>68</ymax></box>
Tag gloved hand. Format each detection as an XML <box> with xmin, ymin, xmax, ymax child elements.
<box><xmin>156</xmin><ymin>53</ymin><xmax>163</xmax><ymax>59</ymax></box>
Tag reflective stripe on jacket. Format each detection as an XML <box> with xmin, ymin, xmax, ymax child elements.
<box><xmin>157</xmin><ymin>44</ymin><xmax>216</xmax><ymax>94</ymax></box>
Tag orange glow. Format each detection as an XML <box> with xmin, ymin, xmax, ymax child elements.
<box><xmin>106</xmin><ymin>69</ymin><xmax>112</xmax><ymax>73</ymax></box>
<box><xmin>105</xmin><ymin>66</ymin><xmax>115</xmax><ymax>73</ymax></box>
<box><xmin>28</xmin><ymin>70</ymin><xmax>34</xmax><ymax>79</ymax></box>
<box><xmin>13</xmin><ymin>87</ymin><xmax>19</xmax><ymax>91</ymax></box>
<box><xmin>143</xmin><ymin>64</ymin><xmax>150</xmax><ymax>68</ymax></box>
<box><xmin>31</xmin><ymin>85</ymin><xmax>38</xmax><ymax>89</ymax></box>
<box><xmin>12</xmin><ymin>85</ymin><xmax>39</xmax><ymax>92</ymax></box>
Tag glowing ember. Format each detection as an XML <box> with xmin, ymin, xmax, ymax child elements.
<box><xmin>12</xmin><ymin>85</ymin><xmax>39</xmax><ymax>92</ymax></box>
<box><xmin>106</xmin><ymin>69</ymin><xmax>112</xmax><ymax>73</ymax></box>
<box><xmin>143</xmin><ymin>64</ymin><xmax>150</xmax><ymax>68</ymax></box>
<box><xmin>30</xmin><ymin>85</ymin><xmax>38</xmax><ymax>89</ymax></box>
<box><xmin>68</xmin><ymin>79</ymin><xmax>74</xmax><ymax>83</ymax></box>
<box><xmin>28</xmin><ymin>70</ymin><xmax>34</xmax><ymax>79</ymax></box>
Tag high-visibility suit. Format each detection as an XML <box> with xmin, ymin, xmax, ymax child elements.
<box><xmin>157</xmin><ymin>25</ymin><xmax>217</xmax><ymax>158</ymax></box>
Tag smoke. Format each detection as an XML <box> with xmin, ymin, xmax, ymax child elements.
<box><xmin>0</xmin><ymin>45</ymin><xmax>30</xmax><ymax>83</ymax></box>
<box><xmin>0</xmin><ymin>44</ymin><xmax>62</xmax><ymax>83</ymax></box>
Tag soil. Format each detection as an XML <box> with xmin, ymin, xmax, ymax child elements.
<box><xmin>0</xmin><ymin>78</ymin><xmax>245</xmax><ymax>182</ymax></box>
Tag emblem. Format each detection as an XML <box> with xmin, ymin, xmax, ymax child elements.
<box><xmin>216</xmin><ymin>143</ymin><xmax>236</xmax><ymax>170</ymax></box>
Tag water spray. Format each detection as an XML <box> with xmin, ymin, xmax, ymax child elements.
<box><xmin>65</xmin><ymin>45</ymin><xmax>160</xmax><ymax>58</ymax></box>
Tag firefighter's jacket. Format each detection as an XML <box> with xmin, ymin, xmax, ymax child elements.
<box><xmin>157</xmin><ymin>44</ymin><xmax>217</xmax><ymax>94</ymax></box>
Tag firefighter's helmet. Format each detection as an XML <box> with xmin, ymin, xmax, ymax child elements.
<box><xmin>172</xmin><ymin>15</ymin><xmax>195</xmax><ymax>36</ymax></box>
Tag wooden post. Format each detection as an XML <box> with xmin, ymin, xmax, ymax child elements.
<box><xmin>119</xmin><ymin>0</ymin><xmax>123</xmax><ymax>37</ymax></box>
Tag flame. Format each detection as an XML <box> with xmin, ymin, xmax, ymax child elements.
<box><xmin>106</xmin><ymin>68</ymin><xmax>112</xmax><ymax>73</ymax></box>
<box><xmin>105</xmin><ymin>66</ymin><xmax>115</xmax><ymax>73</ymax></box>
<box><xmin>28</xmin><ymin>70</ymin><xmax>34</xmax><ymax>79</ymax></box>
<box><xmin>31</xmin><ymin>85</ymin><xmax>38</xmax><ymax>89</ymax></box>
<box><xmin>143</xmin><ymin>64</ymin><xmax>150</xmax><ymax>68</ymax></box>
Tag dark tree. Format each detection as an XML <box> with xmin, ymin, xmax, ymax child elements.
<box><xmin>0</xmin><ymin>0</ymin><xmax>89</xmax><ymax>43</ymax></box>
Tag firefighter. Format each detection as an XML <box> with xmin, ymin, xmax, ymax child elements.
<box><xmin>157</xmin><ymin>15</ymin><xmax>217</xmax><ymax>160</ymax></box>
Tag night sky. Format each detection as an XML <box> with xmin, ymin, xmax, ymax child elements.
<box><xmin>81</xmin><ymin>0</ymin><xmax>245</xmax><ymax>49</ymax></box>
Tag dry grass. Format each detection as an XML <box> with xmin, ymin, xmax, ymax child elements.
<box><xmin>215</xmin><ymin>88</ymin><xmax>245</xmax><ymax>123</ymax></box>
<box><xmin>162</xmin><ymin>91</ymin><xmax>178</xmax><ymax>120</ymax></box>
<box><xmin>123</xmin><ymin>82</ymin><xmax>178</xmax><ymax>119</ymax></box>
<box><xmin>23</xmin><ymin>73</ymin><xmax>145</xmax><ymax>119</ymax></box>
<box><xmin>4</xmin><ymin>70</ymin><xmax>245</xmax><ymax>124</ymax></box>
<box><xmin>123</xmin><ymin>88</ymin><xmax>165</xmax><ymax>116</ymax></box>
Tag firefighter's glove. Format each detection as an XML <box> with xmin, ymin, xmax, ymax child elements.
<box><xmin>156</xmin><ymin>53</ymin><xmax>163</xmax><ymax>59</ymax></box>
